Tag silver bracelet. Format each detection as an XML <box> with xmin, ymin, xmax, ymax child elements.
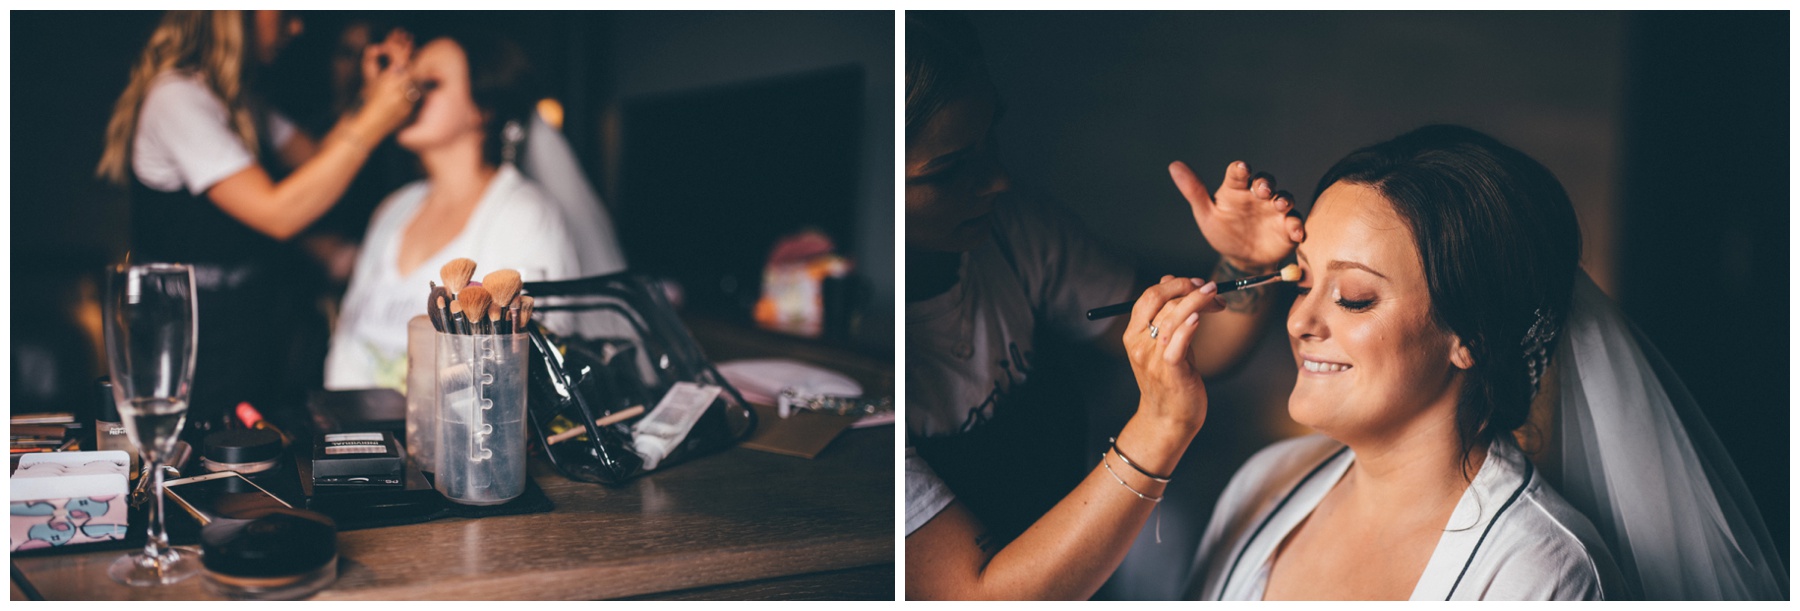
<box><xmin>1109</xmin><ymin>436</ymin><xmax>1173</xmax><ymax>482</ymax></box>
<box><xmin>1101</xmin><ymin>451</ymin><xmax>1164</xmax><ymax>503</ymax></box>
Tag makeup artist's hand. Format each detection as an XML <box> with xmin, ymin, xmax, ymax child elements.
<box><xmin>1123</xmin><ymin>275</ymin><xmax>1224</xmax><ymax>437</ymax></box>
<box><xmin>1171</xmin><ymin>160</ymin><xmax>1305</xmax><ymax>273</ymax></box>
<box><xmin>355</xmin><ymin>28</ymin><xmax>417</xmax><ymax>139</ymax></box>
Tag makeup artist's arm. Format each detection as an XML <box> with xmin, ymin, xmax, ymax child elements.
<box><xmin>908</xmin><ymin>277</ymin><xmax>1219</xmax><ymax>600</ymax></box>
<box><xmin>1157</xmin><ymin>160</ymin><xmax>1304</xmax><ymax>376</ymax></box>
<box><xmin>204</xmin><ymin>33</ymin><xmax>415</xmax><ymax>242</ymax></box>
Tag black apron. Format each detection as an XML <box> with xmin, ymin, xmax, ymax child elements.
<box><xmin>128</xmin><ymin>175</ymin><xmax>322</xmax><ymax>439</ymax></box>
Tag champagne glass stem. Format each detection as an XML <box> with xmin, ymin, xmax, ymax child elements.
<box><xmin>144</xmin><ymin>457</ymin><xmax>169</xmax><ymax>568</ymax></box>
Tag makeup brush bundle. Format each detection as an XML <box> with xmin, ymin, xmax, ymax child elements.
<box><xmin>427</xmin><ymin>258</ymin><xmax>535</xmax><ymax>335</ymax></box>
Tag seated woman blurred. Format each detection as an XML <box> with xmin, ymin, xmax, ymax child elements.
<box><xmin>324</xmin><ymin>29</ymin><xmax>588</xmax><ymax>390</ymax></box>
<box><xmin>1183</xmin><ymin>126</ymin><xmax>1785</xmax><ymax>600</ymax></box>
<box><xmin>97</xmin><ymin>10</ymin><xmax>416</xmax><ymax>429</ymax></box>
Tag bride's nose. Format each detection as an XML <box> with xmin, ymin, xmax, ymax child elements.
<box><xmin>1288</xmin><ymin>286</ymin><xmax>1327</xmax><ymax>341</ymax></box>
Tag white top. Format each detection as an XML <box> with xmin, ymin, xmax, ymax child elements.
<box><xmin>132</xmin><ymin>70</ymin><xmax>294</xmax><ymax>194</ymax></box>
<box><xmin>902</xmin><ymin>194</ymin><xmax>1133</xmax><ymax>535</ymax></box>
<box><xmin>323</xmin><ymin>164</ymin><xmax>579</xmax><ymax>390</ymax></box>
<box><xmin>1183</xmin><ymin>434</ymin><xmax>1627</xmax><ymax>600</ymax></box>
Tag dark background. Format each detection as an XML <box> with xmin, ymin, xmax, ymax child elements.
<box><xmin>11</xmin><ymin>11</ymin><xmax>894</xmax><ymax>417</ymax></box>
<box><xmin>953</xmin><ymin>10</ymin><xmax>1787</xmax><ymax>599</ymax></box>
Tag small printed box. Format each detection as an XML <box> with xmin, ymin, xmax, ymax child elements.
<box><xmin>10</xmin><ymin>451</ymin><xmax>132</xmax><ymax>551</ymax></box>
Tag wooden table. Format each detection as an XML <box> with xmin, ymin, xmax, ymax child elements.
<box><xmin>11</xmin><ymin>318</ymin><xmax>895</xmax><ymax>600</ymax></box>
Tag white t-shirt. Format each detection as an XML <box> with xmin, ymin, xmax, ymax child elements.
<box><xmin>903</xmin><ymin>193</ymin><xmax>1133</xmax><ymax>535</ymax></box>
<box><xmin>132</xmin><ymin>70</ymin><xmax>294</xmax><ymax>194</ymax></box>
<box><xmin>323</xmin><ymin>164</ymin><xmax>579</xmax><ymax>390</ymax></box>
<box><xmin>1183</xmin><ymin>434</ymin><xmax>1627</xmax><ymax>600</ymax></box>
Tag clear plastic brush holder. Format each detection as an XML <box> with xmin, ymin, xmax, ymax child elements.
<box><xmin>435</xmin><ymin>332</ymin><xmax>529</xmax><ymax>506</ymax></box>
<box><xmin>405</xmin><ymin>316</ymin><xmax>438</xmax><ymax>474</ymax></box>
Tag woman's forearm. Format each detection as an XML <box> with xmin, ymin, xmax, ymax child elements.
<box><xmin>907</xmin><ymin>414</ymin><xmax>1195</xmax><ymax>600</ymax></box>
<box><xmin>205</xmin><ymin>113</ymin><xmax>380</xmax><ymax>241</ymax></box>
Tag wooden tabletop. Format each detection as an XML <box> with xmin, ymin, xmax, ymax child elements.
<box><xmin>11</xmin><ymin>426</ymin><xmax>893</xmax><ymax>601</ymax></box>
<box><xmin>11</xmin><ymin>317</ymin><xmax>896</xmax><ymax>600</ymax></box>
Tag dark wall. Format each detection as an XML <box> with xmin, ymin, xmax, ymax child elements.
<box><xmin>952</xmin><ymin>10</ymin><xmax>1787</xmax><ymax>599</ymax></box>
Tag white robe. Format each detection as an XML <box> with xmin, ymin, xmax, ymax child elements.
<box><xmin>1182</xmin><ymin>434</ymin><xmax>1628</xmax><ymax>600</ymax></box>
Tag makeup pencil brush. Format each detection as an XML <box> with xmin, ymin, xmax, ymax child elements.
<box><xmin>449</xmin><ymin>300</ymin><xmax>468</xmax><ymax>335</ymax></box>
<box><xmin>1085</xmin><ymin>263</ymin><xmax>1303</xmax><ymax>321</ymax></box>
<box><xmin>517</xmin><ymin>295</ymin><xmax>536</xmax><ymax>330</ymax></box>
<box><xmin>457</xmin><ymin>286</ymin><xmax>493</xmax><ymax>335</ymax></box>
<box><xmin>427</xmin><ymin>283</ymin><xmax>449</xmax><ymax>332</ymax></box>
<box><xmin>482</xmin><ymin>269</ymin><xmax>522</xmax><ymax>334</ymax></box>
<box><xmin>441</xmin><ymin>258</ymin><xmax>478</xmax><ymax>298</ymax></box>
<box><xmin>489</xmin><ymin>303</ymin><xmax>506</xmax><ymax>335</ymax></box>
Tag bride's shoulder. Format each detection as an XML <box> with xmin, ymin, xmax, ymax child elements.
<box><xmin>1468</xmin><ymin>470</ymin><xmax>1627</xmax><ymax>599</ymax></box>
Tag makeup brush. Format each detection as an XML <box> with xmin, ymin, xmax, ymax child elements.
<box><xmin>427</xmin><ymin>283</ymin><xmax>449</xmax><ymax>332</ymax></box>
<box><xmin>483</xmin><ymin>269</ymin><xmax>522</xmax><ymax>333</ymax></box>
<box><xmin>441</xmin><ymin>258</ymin><xmax>478</xmax><ymax>297</ymax></box>
<box><xmin>489</xmin><ymin>303</ymin><xmax>507</xmax><ymax>335</ymax></box>
<box><xmin>1085</xmin><ymin>263</ymin><xmax>1303</xmax><ymax>321</ymax></box>
<box><xmin>517</xmin><ymin>295</ymin><xmax>536</xmax><ymax>330</ymax></box>
<box><xmin>449</xmin><ymin>300</ymin><xmax>468</xmax><ymax>335</ymax></box>
<box><xmin>457</xmin><ymin>286</ymin><xmax>493</xmax><ymax>335</ymax></box>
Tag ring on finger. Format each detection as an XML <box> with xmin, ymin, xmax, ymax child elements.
<box><xmin>405</xmin><ymin>86</ymin><xmax>422</xmax><ymax>102</ymax></box>
<box><xmin>1148</xmin><ymin>323</ymin><xmax>1160</xmax><ymax>339</ymax></box>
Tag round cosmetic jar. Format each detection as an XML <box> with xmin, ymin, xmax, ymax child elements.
<box><xmin>201</xmin><ymin>429</ymin><xmax>283</xmax><ymax>474</ymax></box>
<box><xmin>200</xmin><ymin>508</ymin><xmax>338</xmax><ymax>600</ymax></box>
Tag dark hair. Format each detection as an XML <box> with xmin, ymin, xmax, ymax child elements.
<box><xmin>906</xmin><ymin>12</ymin><xmax>986</xmax><ymax>140</ymax></box>
<box><xmin>1314</xmin><ymin>125</ymin><xmax>1582</xmax><ymax>472</ymax></box>
<box><xmin>420</xmin><ymin>27</ymin><xmax>537</xmax><ymax>167</ymax></box>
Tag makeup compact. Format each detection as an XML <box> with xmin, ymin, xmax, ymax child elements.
<box><xmin>311</xmin><ymin>431</ymin><xmax>405</xmax><ymax>487</ymax></box>
<box><xmin>200</xmin><ymin>508</ymin><xmax>338</xmax><ymax>600</ymax></box>
<box><xmin>201</xmin><ymin>429</ymin><xmax>284</xmax><ymax>475</ymax></box>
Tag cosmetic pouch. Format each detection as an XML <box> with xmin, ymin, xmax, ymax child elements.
<box><xmin>520</xmin><ymin>273</ymin><xmax>756</xmax><ymax>485</ymax></box>
<box><xmin>10</xmin><ymin>451</ymin><xmax>133</xmax><ymax>551</ymax></box>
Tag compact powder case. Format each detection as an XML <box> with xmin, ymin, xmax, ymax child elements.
<box><xmin>201</xmin><ymin>429</ymin><xmax>284</xmax><ymax>474</ymax></box>
<box><xmin>200</xmin><ymin>508</ymin><xmax>338</xmax><ymax>600</ymax></box>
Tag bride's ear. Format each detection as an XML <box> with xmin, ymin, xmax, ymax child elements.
<box><xmin>1449</xmin><ymin>336</ymin><xmax>1475</xmax><ymax>370</ymax></box>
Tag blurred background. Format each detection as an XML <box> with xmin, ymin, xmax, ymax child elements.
<box><xmin>12</xmin><ymin>11</ymin><xmax>894</xmax><ymax>421</ymax></box>
<box><xmin>950</xmin><ymin>10</ymin><xmax>1787</xmax><ymax>599</ymax></box>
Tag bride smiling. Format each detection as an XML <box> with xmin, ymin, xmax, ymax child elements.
<box><xmin>1177</xmin><ymin>125</ymin><xmax>1785</xmax><ymax>600</ymax></box>
<box><xmin>1182</xmin><ymin>125</ymin><xmax>1618</xmax><ymax>600</ymax></box>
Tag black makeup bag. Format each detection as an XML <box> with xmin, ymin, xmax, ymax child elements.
<box><xmin>518</xmin><ymin>273</ymin><xmax>755</xmax><ymax>485</ymax></box>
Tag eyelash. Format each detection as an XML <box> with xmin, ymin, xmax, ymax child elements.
<box><xmin>1295</xmin><ymin>285</ymin><xmax>1375</xmax><ymax>312</ymax></box>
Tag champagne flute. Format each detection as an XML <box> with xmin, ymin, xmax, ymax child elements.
<box><xmin>103</xmin><ymin>263</ymin><xmax>202</xmax><ymax>586</ymax></box>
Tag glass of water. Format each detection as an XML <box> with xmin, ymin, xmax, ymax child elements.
<box><xmin>103</xmin><ymin>263</ymin><xmax>201</xmax><ymax>586</ymax></box>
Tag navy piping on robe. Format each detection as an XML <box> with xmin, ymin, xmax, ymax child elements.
<box><xmin>1445</xmin><ymin>458</ymin><xmax>1534</xmax><ymax>600</ymax></box>
<box><xmin>1217</xmin><ymin>446</ymin><xmax>1350</xmax><ymax>600</ymax></box>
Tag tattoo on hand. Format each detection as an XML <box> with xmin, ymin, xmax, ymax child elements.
<box><xmin>1212</xmin><ymin>259</ymin><xmax>1268</xmax><ymax>314</ymax></box>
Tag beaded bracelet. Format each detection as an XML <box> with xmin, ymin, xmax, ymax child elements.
<box><xmin>1101</xmin><ymin>450</ymin><xmax>1165</xmax><ymax>543</ymax></box>
<box><xmin>1101</xmin><ymin>451</ymin><xmax>1164</xmax><ymax>503</ymax></box>
<box><xmin>1109</xmin><ymin>437</ymin><xmax>1173</xmax><ymax>482</ymax></box>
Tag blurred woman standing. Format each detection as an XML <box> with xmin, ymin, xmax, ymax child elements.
<box><xmin>97</xmin><ymin>10</ymin><xmax>417</xmax><ymax>433</ymax></box>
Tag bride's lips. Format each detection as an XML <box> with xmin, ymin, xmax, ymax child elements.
<box><xmin>1298</xmin><ymin>354</ymin><xmax>1353</xmax><ymax>375</ymax></box>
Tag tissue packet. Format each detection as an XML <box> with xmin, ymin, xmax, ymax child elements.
<box><xmin>11</xmin><ymin>450</ymin><xmax>132</xmax><ymax>550</ymax></box>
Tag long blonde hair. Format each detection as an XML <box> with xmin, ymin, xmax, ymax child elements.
<box><xmin>96</xmin><ymin>10</ymin><xmax>257</xmax><ymax>186</ymax></box>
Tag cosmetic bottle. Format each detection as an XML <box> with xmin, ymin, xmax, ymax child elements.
<box><xmin>94</xmin><ymin>377</ymin><xmax>138</xmax><ymax>476</ymax></box>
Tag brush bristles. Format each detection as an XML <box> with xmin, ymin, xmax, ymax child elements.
<box><xmin>449</xmin><ymin>300</ymin><xmax>464</xmax><ymax>316</ymax></box>
<box><xmin>441</xmin><ymin>258</ymin><xmax>478</xmax><ymax>295</ymax></box>
<box><xmin>1280</xmin><ymin>264</ymin><xmax>1302</xmax><ymax>282</ymax></box>
<box><xmin>518</xmin><ymin>296</ymin><xmax>535</xmax><ymax>326</ymax></box>
<box><xmin>489</xmin><ymin>303</ymin><xmax>504</xmax><ymax>323</ymax></box>
<box><xmin>457</xmin><ymin>286</ymin><xmax>492</xmax><ymax>325</ymax></box>
<box><xmin>483</xmin><ymin>269</ymin><xmax>522</xmax><ymax>307</ymax></box>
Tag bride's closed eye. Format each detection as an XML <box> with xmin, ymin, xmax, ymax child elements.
<box><xmin>1294</xmin><ymin>280</ymin><xmax>1377</xmax><ymax>312</ymax></box>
